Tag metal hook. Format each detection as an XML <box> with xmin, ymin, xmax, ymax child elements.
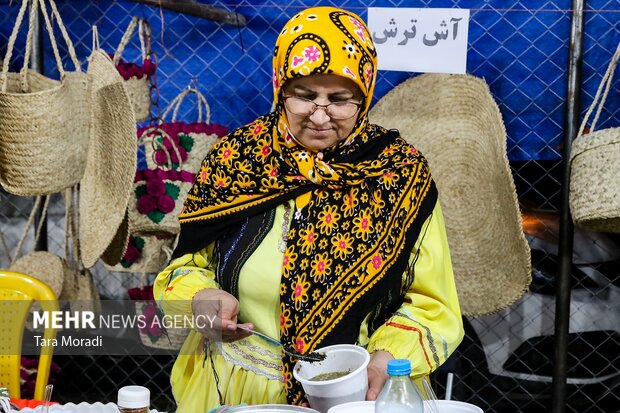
<box><xmin>188</xmin><ymin>76</ymin><xmax>199</xmax><ymax>91</ymax></box>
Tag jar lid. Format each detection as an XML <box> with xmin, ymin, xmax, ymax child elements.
<box><xmin>118</xmin><ymin>386</ymin><xmax>150</xmax><ymax>409</ymax></box>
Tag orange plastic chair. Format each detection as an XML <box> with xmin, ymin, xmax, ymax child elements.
<box><xmin>0</xmin><ymin>270</ymin><xmax>59</xmax><ymax>400</ymax></box>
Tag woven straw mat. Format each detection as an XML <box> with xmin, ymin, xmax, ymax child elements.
<box><xmin>79</xmin><ymin>49</ymin><xmax>137</xmax><ymax>268</ymax></box>
<box><xmin>369</xmin><ymin>73</ymin><xmax>531</xmax><ymax>316</ymax></box>
<box><xmin>101</xmin><ymin>211</ymin><xmax>129</xmax><ymax>266</ymax></box>
<box><xmin>10</xmin><ymin>251</ymin><xmax>64</xmax><ymax>298</ymax></box>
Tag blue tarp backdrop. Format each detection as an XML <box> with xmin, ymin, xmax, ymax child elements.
<box><xmin>1</xmin><ymin>0</ymin><xmax>619</xmax><ymax>161</ymax></box>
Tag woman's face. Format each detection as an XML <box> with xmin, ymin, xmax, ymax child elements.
<box><xmin>282</xmin><ymin>74</ymin><xmax>363</xmax><ymax>152</ymax></box>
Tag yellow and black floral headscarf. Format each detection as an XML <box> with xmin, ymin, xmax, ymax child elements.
<box><xmin>175</xmin><ymin>6</ymin><xmax>438</xmax><ymax>404</ymax></box>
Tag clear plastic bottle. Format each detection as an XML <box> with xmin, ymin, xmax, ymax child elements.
<box><xmin>117</xmin><ymin>386</ymin><xmax>150</xmax><ymax>413</ymax></box>
<box><xmin>375</xmin><ymin>359</ymin><xmax>424</xmax><ymax>413</ymax></box>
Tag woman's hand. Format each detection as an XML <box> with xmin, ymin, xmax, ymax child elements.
<box><xmin>191</xmin><ymin>288</ymin><xmax>253</xmax><ymax>342</ymax></box>
<box><xmin>366</xmin><ymin>350</ymin><xmax>394</xmax><ymax>400</ymax></box>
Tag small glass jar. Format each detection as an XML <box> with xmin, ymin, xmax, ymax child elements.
<box><xmin>117</xmin><ymin>386</ymin><xmax>150</xmax><ymax>413</ymax></box>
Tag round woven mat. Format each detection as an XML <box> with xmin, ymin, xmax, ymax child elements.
<box><xmin>79</xmin><ymin>49</ymin><xmax>137</xmax><ymax>268</ymax></box>
<box><xmin>369</xmin><ymin>73</ymin><xmax>531</xmax><ymax>316</ymax></box>
<box><xmin>10</xmin><ymin>251</ymin><xmax>64</xmax><ymax>297</ymax></box>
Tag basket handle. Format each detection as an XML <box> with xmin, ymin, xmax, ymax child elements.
<box><xmin>92</xmin><ymin>24</ymin><xmax>100</xmax><ymax>52</ymax></box>
<box><xmin>139</xmin><ymin>126</ymin><xmax>185</xmax><ymax>170</ymax></box>
<box><xmin>0</xmin><ymin>231</ymin><xmax>10</xmax><ymax>263</ymax></box>
<box><xmin>1</xmin><ymin>0</ymin><xmax>82</xmax><ymax>93</ymax></box>
<box><xmin>10</xmin><ymin>195</ymin><xmax>51</xmax><ymax>265</ymax></box>
<box><xmin>0</xmin><ymin>0</ymin><xmax>30</xmax><ymax>92</ymax></box>
<box><xmin>113</xmin><ymin>16</ymin><xmax>152</xmax><ymax>65</ymax></box>
<box><xmin>162</xmin><ymin>87</ymin><xmax>212</xmax><ymax>124</ymax></box>
<box><xmin>577</xmin><ymin>40</ymin><xmax>620</xmax><ymax>138</ymax></box>
<box><xmin>63</xmin><ymin>185</ymin><xmax>84</xmax><ymax>272</ymax></box>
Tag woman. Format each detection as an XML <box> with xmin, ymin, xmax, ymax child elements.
<box><xmin>154</xmin><ymin>6</ymin><xmax>463</xmax><ymax>412</ymax></box>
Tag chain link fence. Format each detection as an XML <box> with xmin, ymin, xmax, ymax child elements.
<box><xmin>1</xmin><ymin>0</ymin><xmax>620</xmax><ymax>412</ymax></box>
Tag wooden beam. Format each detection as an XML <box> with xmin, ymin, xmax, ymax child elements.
<box><xmin>130</xmin><ymin>0</ymin><xmax>246</xmax><ymax>26</ymax></box>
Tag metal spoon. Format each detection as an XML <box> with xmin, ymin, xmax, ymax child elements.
<box><xmin>237</xmin><ymin>326</ymin><xmax>326</xmax><ymax>362</ymax></box>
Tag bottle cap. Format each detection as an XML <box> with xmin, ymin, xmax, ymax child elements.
<box><xmin>118</xmin><ymin>386</ymin><xmax>150</xmax><ymax>409</ymax></box>
<box><xmin>386</xmin><ymin>359</ymin><xmax>412</xmax><ymax>376</ymax></box>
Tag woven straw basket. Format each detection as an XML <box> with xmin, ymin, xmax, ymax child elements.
<box><xmin>135</xmin><ymin>301</ymin><xmax>189</xmax><ymax>350</ymax></box>
<box><xmin>10</xmin><ymin>251</ymin><xmax>64</xmax><ymax>298</ymax></box>
<box><xmin>569</xmin><ymin>41</ymin><xmax>620</xmax><ymax>233</ymax></box>
<box><xmin>113</xmin><ymin>17</ymin><xmax>153</xmax><ymax>122</ymax></box>
<box><xmin>369</xmin><ymin>73</ymin><xmax>531</xmax><ymax>316</ymax></box>
<box><xmin>8</xmin><ymin>196</ymin><xmax>64</xmax><ymax>299</ymax></box>
<box><xmin>58</xmin><ymin>267</ymin><xmax>102</xmax><ymax>314</ymax></box>
<box><xmin>0</xmin><ymin>0</ymin><xmax>90</xmax><ymax>196</ymax></box>
<box><xmin>124</xmin><ymin>76</ymin><xmax>151</xmax><ymax>122</ymax></box>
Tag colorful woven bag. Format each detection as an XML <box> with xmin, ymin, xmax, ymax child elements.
<box><xmin>105</xmin><ymin>234</ymin><xmax>174</xmax><ymax>274</ymax></box>
<box><xmin>144</xmin><ymin>87</ymin><xmax>228</xmax><ymax>173</ymax></box>
<box><xmin>129</xmin><ymin>127</ymin><xmax>196</xmax><ymax>236</ymax></box>
<box><xmin>128</xmin><ymin>284</ymin><xmax>189</xmax><ymax>351</ymax></box>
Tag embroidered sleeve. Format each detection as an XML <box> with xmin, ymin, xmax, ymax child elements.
<box><xmin>366</xmin><ymin>202</ymin><xmax>464</xmax><ymax>378</ymax></box>
<box><xmin>153</xmin><ymin>243</ymin><xmax>221</xmax><ymax>318</ymax></box>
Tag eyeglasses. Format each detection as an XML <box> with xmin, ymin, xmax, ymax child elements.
<box><xmin>283</xmin><ymin>96</ymin><xmax>362</xmax><ymax>120</ymax></box>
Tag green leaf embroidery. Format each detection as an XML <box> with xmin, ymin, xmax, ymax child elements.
<box><xmin>179</xmin><ymin>133</ymin><xmax>195</xmax><ymax>152</ymax></box>
<box><xmin>165</xmin><ymin>183</ymin><xmax>181</xmax><ymax>200</ymax></box>
<box><xmin>147</xmin><ymin>210</ymin><xmax>166</xmax><ymax>223</ymax></box>
<box><xmin>135</xmin><ymin>184</ymin><xmax>147</xmax><ymax>197</ymax></box>
<box><xmin>134</xmin><ymin>237</ymin><xmax>146</xmax><ymax>249</ymax></box>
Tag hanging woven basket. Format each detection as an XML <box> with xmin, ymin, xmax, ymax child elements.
<box><xmin>0</xmin><ymin>0</ymin><xmax>91</xmax><ymax>196</ymax></box>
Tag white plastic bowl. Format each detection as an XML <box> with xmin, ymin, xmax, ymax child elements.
<box><xmin>431</xmin><ymin>400</ymin><xmax>484</xmax><ymax>413</ymax></box>
<box><xmin>293</xmin><ymin>344</ymin><xmax>370</xmax><ymax>413</ymax></box>
<box><xmin>327</xmin><ymin>400</ymin><xmax>484</xmax><ymax>413</ymax></box>
<box><xmin>327</xmin><ymin>401</ymin><xmax>374</xmax><ymax>413</ymax></box>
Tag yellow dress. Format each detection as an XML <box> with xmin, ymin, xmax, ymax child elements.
<box><xmin>154</xmin><ymin>200</ymin><xmax>463</xmax><ymax>413</ymax></box>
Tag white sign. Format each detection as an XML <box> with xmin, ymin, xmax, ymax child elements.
<box><xmin>367</xmin><ymin>7</ymin><xmax>470</xmax><ymax>74</ymax></box>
